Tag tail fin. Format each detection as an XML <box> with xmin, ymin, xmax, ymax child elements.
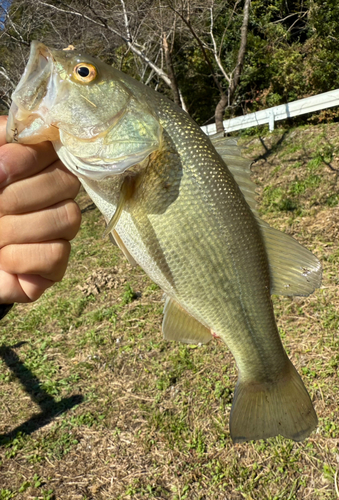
<box><xmin>230</xmin><ymin>359</ymin><xmax>317</xmax><ymax>443</ymax></box>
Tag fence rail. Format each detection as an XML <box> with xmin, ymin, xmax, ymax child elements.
<box><xmin>201</xmin><ymin>89</ymin><xmax>339</xmax><ymax>135</ymax></box>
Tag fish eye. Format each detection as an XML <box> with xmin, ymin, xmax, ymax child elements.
<box><xmin>73</xmin><ymin>63</ymin><xmax>97</xmax><ymax>83</ymax></box>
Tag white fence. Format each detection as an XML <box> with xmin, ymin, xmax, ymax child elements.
<box><xmin>201</xmin><ymin>89</ymin><xmax>339</xmax><ymax>135</ymax></box>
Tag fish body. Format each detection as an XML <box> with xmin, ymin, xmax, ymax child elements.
<box><xmin>7</xmin><ymin>42</ymin><xmax>321</xmax><ymax>442</ymax></box>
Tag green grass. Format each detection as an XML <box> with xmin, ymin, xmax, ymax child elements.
<box><xmin>1</xmin><ymin>123</ymin><xmax>339</xmax><ymax>498</ymax></box>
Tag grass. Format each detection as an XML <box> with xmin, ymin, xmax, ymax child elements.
<box><xmin>1</xmin><ymin>122</ymin><xmax>339</xmax><ymax>498</ymax></box>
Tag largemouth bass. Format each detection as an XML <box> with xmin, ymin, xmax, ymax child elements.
<box><xmin>6</xmin><ymin>41</ymin><xmax>321</xmax><ymax>443</ymax></box>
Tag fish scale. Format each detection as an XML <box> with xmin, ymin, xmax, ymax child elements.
<box><xmin>6</xmin><ymin>41</ymin><xmax>321</xmax><ymax>443</ymax></box>
<box><xmin>148</xmin><ymin>98</ymin><xmax>275</xmax><ymax>341</ymax></box>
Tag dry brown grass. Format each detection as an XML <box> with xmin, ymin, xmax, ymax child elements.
<box><xmin>1</xmin><ymin>122</ymin><xmax>339</xmax><ymax>499</ymax></box>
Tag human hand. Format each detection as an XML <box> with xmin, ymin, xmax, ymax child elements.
<box><xmin>0</xmin><ymin>115</ymin><xmax>81</xmax><ymax>304</ymax></box>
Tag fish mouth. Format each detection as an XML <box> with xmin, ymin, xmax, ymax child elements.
<box><xmin>6</xmin><ymin>41</ymin><xmax>60</xmax><ymax>144</ymax></box>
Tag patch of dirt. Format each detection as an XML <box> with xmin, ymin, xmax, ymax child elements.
<box><xmin>77</xmin><ymin>267</ymin><xmax>127</xmax><ymax>296</ymax></box>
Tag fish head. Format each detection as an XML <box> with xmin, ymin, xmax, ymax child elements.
<box><xmin>7</xmin><ymin>41</ymin><xmax>162</xmax><ymax>179</ymax></box>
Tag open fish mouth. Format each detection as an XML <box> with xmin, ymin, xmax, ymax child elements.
<box><xmin>13</xmin><ymin>41</ymin><xmax>53</xmax><ymax>111</ymax></box>
<box><xmin>6</xmin><ymin>41</ymin><xmax>60</xmax><ymax>144</ymax></box>
<box><xmin>6</xmin><ymin>41</ymin><xmax>161</xmax><ymax>177</ymax></box>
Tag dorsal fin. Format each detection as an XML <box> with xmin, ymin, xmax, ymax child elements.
<box><xmin>210</xmin><ymin>134</ymin><xmax>258</xmax><ymax>213</ymax></box>
<box><xmin>256</xmin><ymin>218</ymin><xmax>322</xmax><ymax>296</ymax></box>
<box><xmin>162</xmin><ymin>296</ymin><xmax>212</xmax><ymax>345</ymax></box>
<box><xmin>209</xmin><ymin>133</ymin><xmax>322</xmax><ymax>297</ymax></box>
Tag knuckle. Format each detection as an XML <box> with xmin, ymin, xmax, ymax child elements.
<box><xmin>62</xmin><ymin>200</ymin><xmax>82</xmax><ymax>236</ymax></box>
<box><xmin>0</xmin><ymin>216</ymin><xmax>11</xmax><ymax>247</ymax></box>
<box><xmin>56</xmin><ymin>162</ymin><xmax>81</xmax><ymax>197</ymax></box>
<box><xmin>50</xmin><ymin>240</ymin><xmax>71</xmax><ymax>266</ymax></box>
<box><xmin>0</xmin><ymin>184</ymin><xmax>22</xmax><ymax>215</ymax></box>
<box><xmin>0</xmin><ymin>244</ymin><xmax>16</xmax><ymax>271</ymax></box>
<box><xmin>48</xmin><ymin>241</ymin><xmax>71</xmax><ymax>281</ymax></box>
<box><xmin>0</xmin><ymin>144</ymin><xmax>36</xmax><ymax>184</ymax></box>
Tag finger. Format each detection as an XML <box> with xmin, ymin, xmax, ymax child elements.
<box><xmin>0</xmin><ymin>161</ymin><xmax>80</xmax><ymax>216</ymax></box>
<box><xmin>0</xmin><ymin>115</ymin><xmax>7</xmax><ymax>146</ymax></box>
<box><xmin>18</xmin><ymin>274</ymin><xmax>55</xmax><ymax>302</ymax></box>
<box><xmin>0</xmin><ymin>270</ymin><xmax>53</xmax><ymax>303</ymax></box>
<box><xmin>0</xmin><ymin>139</ymin><xmax>59</xmax><ymax>188</ymax></box>
<box><xmin>0</xmin><ymin>200</ymin><xmax>81</xmax><ymax>247</ymax></box>
<box><xmin>0</xmin><ymin>240</ymin><xmax>71</xmax><ymax>282</ymax></box>
<box><xmin>0</xmin><ymin>270</ymin><xmax>29</xmax><ymax>303</ymax></box>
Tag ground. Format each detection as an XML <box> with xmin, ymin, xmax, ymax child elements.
<box><xmin>1</xmin><ymin>122</ymin><xmax>339</xmax><ymax>499</ymax></box>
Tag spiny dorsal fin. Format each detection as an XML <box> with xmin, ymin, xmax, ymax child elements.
<box><xmin>162</xmin><ymin>296</ymin><xmax>212</xmax><ymax>345</ymax></box>
<box><xmin>209</xmin><ymin>134</ymin><xmax>258</xmax><ymax>214</ymax></box>
<box><xmin>209</xmin><ymin>134</ymin><xmax>322</xmax><ymax>297</ymax></box>
<box><xmin>257</xmin><ymin>218</ymin><xmax>322</xmax><ymax>296</ymax></box>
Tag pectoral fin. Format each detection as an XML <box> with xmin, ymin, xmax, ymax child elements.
<box><xmin>111</xmin><ymin>229</ymin><xmax>138</xmax><ymax>267</ymax></box>
<box><xmin>103</xmin><ymin>176</ymin><xmax>136</xmax><ymax>237</ymax></box>
<box><xmin>162</xmin><ymin>296</ymin><xmax>213</xmax><ymax>344</ymax></box>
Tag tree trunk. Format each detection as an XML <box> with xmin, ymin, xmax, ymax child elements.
<box><xmin>227</xmin><ymin>0</ymin><xmax>251</xmax><ymax>114</ymax></box>
<box><xmin>213</xmin><ymin>0</ymin><xmax>251</xmax><ymax>133</ymax></box>
<box><xmin>215</xmin><ymin>93</ymin><xmax>228</xmax><ymax>133</ymax></box>
<box><xmin>162</xmin><ymin>34</ymin><xmax>181</xmax><ymax>107</ymax></box>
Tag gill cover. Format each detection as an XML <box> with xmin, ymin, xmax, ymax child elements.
<box><xmin>7</xmin><ymin>41</ymin><xmax>161</xmax><ymax>178</ymax></box>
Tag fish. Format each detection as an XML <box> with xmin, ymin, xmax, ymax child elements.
<box><xmin>6</xmin><ymin>41</ymin><xmax>322</xmax><ymax>443</ymax></box>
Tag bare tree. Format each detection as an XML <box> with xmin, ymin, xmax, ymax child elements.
<box><xmin>29</xmin><ymin>0</ymin><xmax>187</xmax><ymax>108</ymax></box>
<box><xmin>168</xmin><ymin>0</ymin><xmax>251</xmax><ymax>132</ymax></box>
<box><xmin>0</xmin><ymin>0</ymin><xmax>250</xmax><ymax>129</ymax></box>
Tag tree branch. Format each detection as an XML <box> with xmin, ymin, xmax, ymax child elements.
<box><xmin>228</xmin><ymin>0</ymin><xmax>251</xmax><ymax>105</ymax></box>
<box><xmin>209</xmin><ymin>3</ymin><xmax>231</xmax><ymax>84</ymax></box>
<box><xmin>37</xmin><ymin>0</ymin><xmax>172</xmax><ymax>87</ymax></box>
<box><xmin>0</xmin><ymin>67</ymin><xmax>15</xmax><ymax>87</ymax></box>
<box><xmin>169</xmin><ymin>3</ymin><xmax>226</xmax><ymax>98</ymax></box>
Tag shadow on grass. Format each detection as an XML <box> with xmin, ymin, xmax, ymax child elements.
<box><xmin>0</xmin><ymin>342</ymin><xmax>83</xmax><ymax>445</ymax></box>
<box><xmin>253</xmin><ymin>130</ymin><xmax>289</xmax><ymax>162</ymax></box>
<box><xmin>251</xmin><ymin>127</ymin><xmax>339</xmax><ymax>172</ymax></box>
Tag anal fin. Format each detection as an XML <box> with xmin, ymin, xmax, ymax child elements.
<box><xmin>162</xmin><ymin>296</ymin><xmax>212</xmax><ymax>345</ymax></box>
